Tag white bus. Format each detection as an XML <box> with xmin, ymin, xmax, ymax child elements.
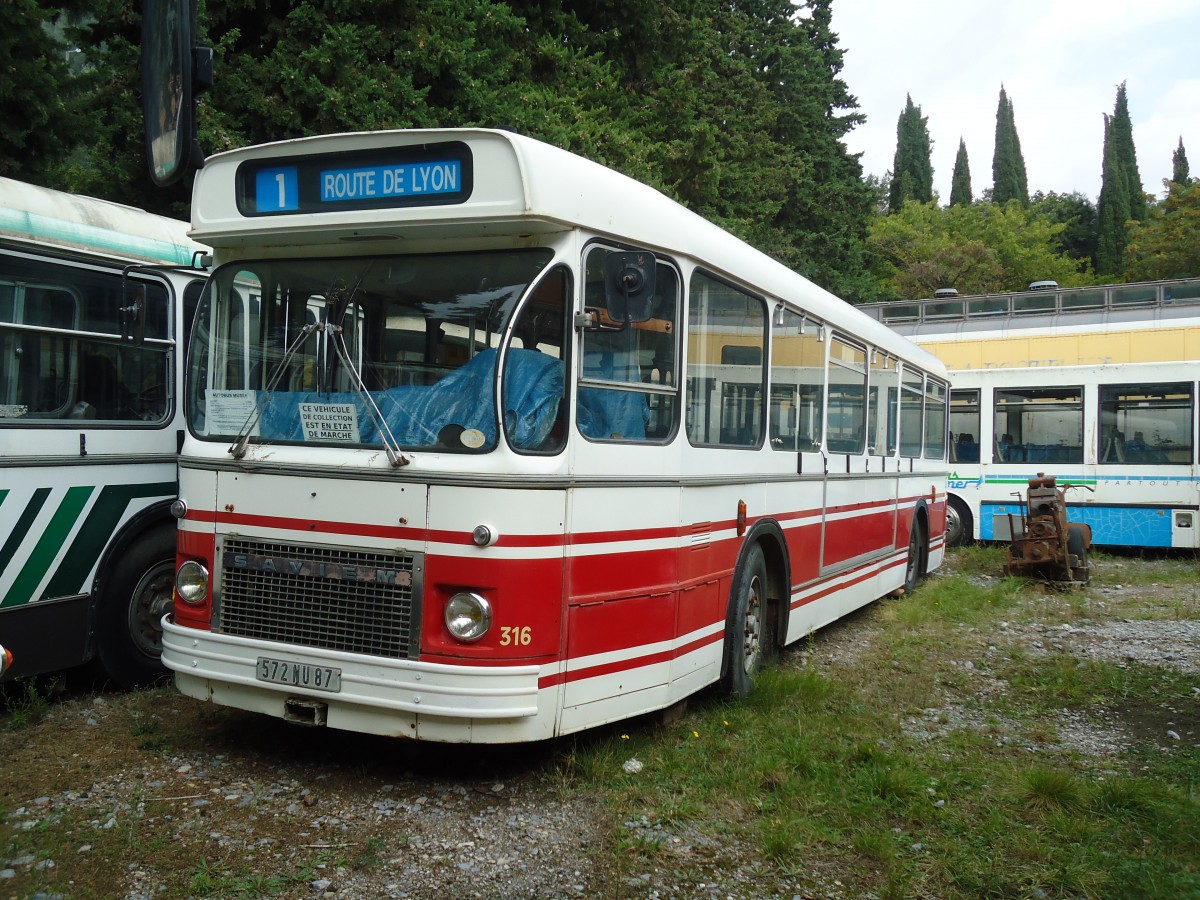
<box><xmin>861</xmin><ymin>279</ymin><xmax>1200</xmax><ymax>548</ymax></box>
<box><xmin>0</xmin><ymin>177</ymin><xmax>208</xmax><ymax>684</ymax></box>
<box><xmin>162</xmin><ymin>129</ymin><xmax>950</xmax><ymax>743</ymax></box>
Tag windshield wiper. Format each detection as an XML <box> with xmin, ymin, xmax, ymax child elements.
<box><xmin>228</xmin><ymin>321</ymin><xmax>318</xmax><ymax>460</ymax></box>
<box><xmin>327</xmin><ymin>322</ymin><xmax>410</xmax><ymax>467</ymax></box>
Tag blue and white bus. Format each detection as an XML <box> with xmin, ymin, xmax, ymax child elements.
<box><xmin>862</xmin><ymin>279</ymin><xmax>1200</xmax><ymax>549</ymax></box>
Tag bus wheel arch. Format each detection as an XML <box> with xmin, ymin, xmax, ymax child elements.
<box><xmin>721</xmin><ymin>523</ymin><xmax>788</xmax><ymax>697</ymax></box>
<box><xmin>945</xmin><ymin>494</ymin><xmax>974</xmax><ymax>548</ymax></box>
<box><xmin>91</xmin><ymin>509</ymin><xmax>176</xmax><ymax>688</ymax></box>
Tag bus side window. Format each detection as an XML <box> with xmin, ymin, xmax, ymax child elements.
<box><xmin>924</xmin><ymin>379</ymin><xmax>947</xmax><ymax>460</ymax></box>
<box><xmin>899</xmin><ymin>369</ymin><xmax>924</xmax><ymax>458</ymax></box>
<box><xmin>578</xmin><ymin>247</ymin><xmax>680</xmax><ymax>444</ymax></box>
<box><xmin>685</xmin><ymin>271</ymin><xmax>764</xmax><ymax>448</ymax></box>
<box><xmin>769</xmin><ymin>308</ymin><xmax>824</xmax><ymax>451</ymax></box>
<box><xmin>826</xmin><ymin>337</ymin><xmax>867</xmax><ymax>454</ymax></box>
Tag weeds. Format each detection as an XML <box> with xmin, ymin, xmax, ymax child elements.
<box><xmin>2</xmin><ymin>677</ymin><xmax>51</xmax><ymax>728</ymax></box>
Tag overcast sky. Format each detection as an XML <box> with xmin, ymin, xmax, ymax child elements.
<box><xmin>829</xmin><ymin>0</ymin><xmax>1200</xmax><ymax>203</ymax></box>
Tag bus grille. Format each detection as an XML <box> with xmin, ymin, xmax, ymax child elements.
<box><xmin>217</xmin><ymin>538</ymin><xmax>421</xmax><ymax>660</ymax></box>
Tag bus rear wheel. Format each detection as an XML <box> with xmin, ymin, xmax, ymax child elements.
<box><xmin>946</xmin><ymin>496</ymin><xmax>973</xmax><ymax>548</ymax></box>
<box><xmin>722</xmin><ymin>543</ymin><xmax>771</xmax><ymax>698</ymax></box>
<box><xmin>902</xmin><ymin>516</ymin><xmax>928</xmax><ymax>595</ymax></box>
<box><xmin>94</xmin><ymin>527</ymin><xmax>175</xmax><ymax>689</ymax></box>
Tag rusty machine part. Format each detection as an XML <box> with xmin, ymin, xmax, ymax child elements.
<box><xmin>1005</xmin><ymin>473</ymin><xmax>1092</xmax><ymax>584</ymax></box>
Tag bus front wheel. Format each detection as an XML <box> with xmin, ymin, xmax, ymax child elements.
<box><xmin>722</xmin><ymin>543</ymin><xmax>771</xmax><ymax>698</ymax></box>
<box><xmin>94</xmin><ymin>527</ymin><xmax>175</xmax><ymax>689</ymax></box>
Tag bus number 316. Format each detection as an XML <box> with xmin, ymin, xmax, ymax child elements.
<box><xmin>500</xmin><ymin>626</ymin><xmax>532</xmax><ymax>646</ymax></box>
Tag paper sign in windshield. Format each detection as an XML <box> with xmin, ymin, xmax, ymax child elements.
<box><xmin>206</xmin><ymin>390</ymin><xmax>259</xmax><ymax>436</ymax></box>
<box><xmin>299</xmin><ymin>403</ymin><xmax>361</xmax><ymax>443</ymax></box>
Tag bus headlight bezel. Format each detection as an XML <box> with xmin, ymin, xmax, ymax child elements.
<box><xmin>175</xmin><ymin>560</ymin><xmax>210</xmax><ymax>606</ymax></box>
<box><xmin>444</xmin><ymin>591</ymin><xmax>492</xmax><ymax>642</ymax></box>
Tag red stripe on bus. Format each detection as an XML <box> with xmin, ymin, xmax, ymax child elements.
<box><xmin>537</xmin><ymin>629</ymin><xmax>722</xmax><ymax>688</ymax></box>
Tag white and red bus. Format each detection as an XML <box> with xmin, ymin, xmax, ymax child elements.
<box><xmin>161</xmin><ymin>129</ymin><xmax>949</xmax><ymax>742</ymax></box>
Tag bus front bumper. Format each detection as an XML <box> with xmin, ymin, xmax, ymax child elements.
<box><xmin>160</xmin><ymin>616</ymin><xmax>555</xmax><ymax>743</ymax></box>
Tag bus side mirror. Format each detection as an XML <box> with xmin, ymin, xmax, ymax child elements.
<box><xmin>141</xmin><ymin>0</ymin><xmax>211</xmax><ymax>187</ymax></box>
<box><xmin>603</xmin><ymin>251</ymin><xmax>656</xmax><ymax>324</ymax></box>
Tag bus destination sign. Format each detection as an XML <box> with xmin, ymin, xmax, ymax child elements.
<box><xmin>237</xmin><ymin>141</ymin><xmax>473</xmax><ymax>216</ymax></box>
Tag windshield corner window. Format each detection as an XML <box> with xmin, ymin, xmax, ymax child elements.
<box><xmin>502</xmin><ymin>266</ymin><xmax>570</xmax><ymax>454</ymax></box>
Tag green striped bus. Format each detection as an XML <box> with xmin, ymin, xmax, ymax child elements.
<box><xmin>0</xmin><ymin>177</ymin><xmax>208</xmax><ymax>686</ymax></box>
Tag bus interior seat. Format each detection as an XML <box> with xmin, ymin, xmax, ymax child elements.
<box><xmin>955</xmin><ymin>432</ymin><xmax>979</xmax><ymax>462</ymax></box>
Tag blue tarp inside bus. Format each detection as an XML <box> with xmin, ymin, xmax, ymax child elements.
<box><xmin>256</xmin><ymin>347</ymin><xmax>563</xmax><ymax>450</ymax></box>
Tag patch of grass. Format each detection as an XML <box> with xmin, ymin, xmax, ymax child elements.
<box><xmin>567</xmin><ymin>548</ymin><xmax>1200</xmax><ymax>898</ymax></box>
<box><xmin>190</xmin><ymin>857</ymin><xmax>313</xmax><ymax>897</ymax></box>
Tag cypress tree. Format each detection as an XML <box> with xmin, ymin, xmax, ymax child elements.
<box><xmin>887</xmin><ymin>94</ymin><xmax>933</xmax><ymax>212</ymax></box>
<box><xmin>1110</xmin><ymin>82</ymin><xmax>1146</xmax><ymax>221</ymax></box>
<box><xmin>1172</xmin><ymin>137</ymin><xmax>1190</xmax><ymax>185</ymax></box>
<box><xmin>992</xmin><ymin>85</ymin><xmax>1029</xmax><ymax>205</ymax></box>
<box><xmin>949</xmin><ymin>138</ymin><xmax>972</xmax><ymax>207</ymax></box>
<box><xmin>1095</xmin><ymin>113</ymin><xmax>1131</xmax><ymax>276</ymax></box>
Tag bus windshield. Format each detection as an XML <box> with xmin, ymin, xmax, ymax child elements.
<box><xmin>187</xmin><ymin>248</ymin><xmax>557</xmax><ymax>453</ymax></box>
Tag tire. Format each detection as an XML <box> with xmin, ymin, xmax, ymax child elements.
<box><xmin>93</xmin><ymin>527</ymin><xmax>176</xmax><ymax>688</ymax></box>
<box><xmin>945</xmin><ymin>496</ymin><xmax>973</xmax><ymax>549</ymax></box>
<box><xmin>902</xmin><ymin>516</ymin><xmax>927</xmax><ymax>595</ymax></box>
<box><xmin>722</xmin><ymin>543</ymin><xmax>770</xmax><ymax>698</ymax></box>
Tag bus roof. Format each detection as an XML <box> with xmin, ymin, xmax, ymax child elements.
<box><xmin>0</xmin><ymin>176</ymin><xmax>206</xmax><ymax>266</ymax></box>
<box><xmin>190</xmin><ymin>128</ymin><xmax>946</xmax><ymax>377</ymax></box>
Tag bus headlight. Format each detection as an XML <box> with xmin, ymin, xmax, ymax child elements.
<box><xmin>175</xmin><ymin>560</ymin><xmax>210</xmax><ymax>606</ymax></box>
<box><xmin>444</xmin><ymin>592</ymin><xmax>492</xmax><ymax>642</ymax></box>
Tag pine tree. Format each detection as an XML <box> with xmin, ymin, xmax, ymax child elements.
<box><xmin>1095</xmin><ymin>114</ymin><xmax>1132</xmax><ymax>276</ymax></box>
<box><xmin>1110</xmin><ymin>82</ymin><xmax>1146</xmax><ymax>221</ymax></box>
<box><xmin>1172</xmin><ymin>137</ymin><xmax>1190</xmax><ymax>185</ymax></box>
<box><xmin>949</xmin><ymin>138</ymin><xmax>972</xmax><ymax>207</ymax></box>
<box><xmin>991</xmin><ymin>85</ymin><xmax>1029</xmax><ymax>205</ymax></box>
<box><xmin>887</xmin><ymin>94</ymin><xmax>933</xmax><ymax>212</ymax></box>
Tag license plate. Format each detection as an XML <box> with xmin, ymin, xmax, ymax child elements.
<box><xmin>256</xmin><ymin>656</ymin><xmax>342</xmax><ymax>693</ymax></box>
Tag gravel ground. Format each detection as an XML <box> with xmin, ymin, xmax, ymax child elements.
<box><xmin>3</xmin><ymin>554</ymin><xmax>1197</xmax><ymax>899</ymax></box>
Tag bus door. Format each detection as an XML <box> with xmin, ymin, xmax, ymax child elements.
<box><xmin>562</xmin><ymin>247</ymin><xmax>683</xmax><ymax>728</ymax></box>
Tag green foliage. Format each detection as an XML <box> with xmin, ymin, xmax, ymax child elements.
<box><xmin>8</xmin><ymin>0</ymin><xmax>876</xmax><ymax>299</ymax></box>
<box><xmin>1110</xmin><ymin>82</ymin><xmax>1147</xmax><ymax>221</ymax></box>
<box><xmin>0</xmin><ymin>2</ymin><xmax>91</xmax><ymax>184</ymax></box>
<box><xmin>948</xmin><ymin>138</ymin><xmax>972</xmax><ymax>207</ymax></box>
<box><xmin>1096</xmin><ymin>113</ymin><xmax>1132</xmax><ymax>276</ymax></box>
<box><xmin>868</xmin><ymin>200</ymin><xmax>1086</xmax><ymax>298</ymax></box>
<box><xmin>888</xmin><ymin>94</ymin><xmax>933</xmax><ymax>212</ymax></box>
<box><xmin>1030</xmin><ymin>190</ymin><xmax>1098</xmax><ymax>268</ymax></box>
<box><xmin>1171</xmin><ymin>137</ymin><xmax>1190</xmax><ymax>186</ymax></box>
<box><xmin>1124</xmin><ymin>179</ymin><xmax>1200</xmax><ymax>280</ymax></box>
<box><xmin>991</xmin><ymin>85</ymin><xmax>1028</xmax><ymax>206</ymax></box>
